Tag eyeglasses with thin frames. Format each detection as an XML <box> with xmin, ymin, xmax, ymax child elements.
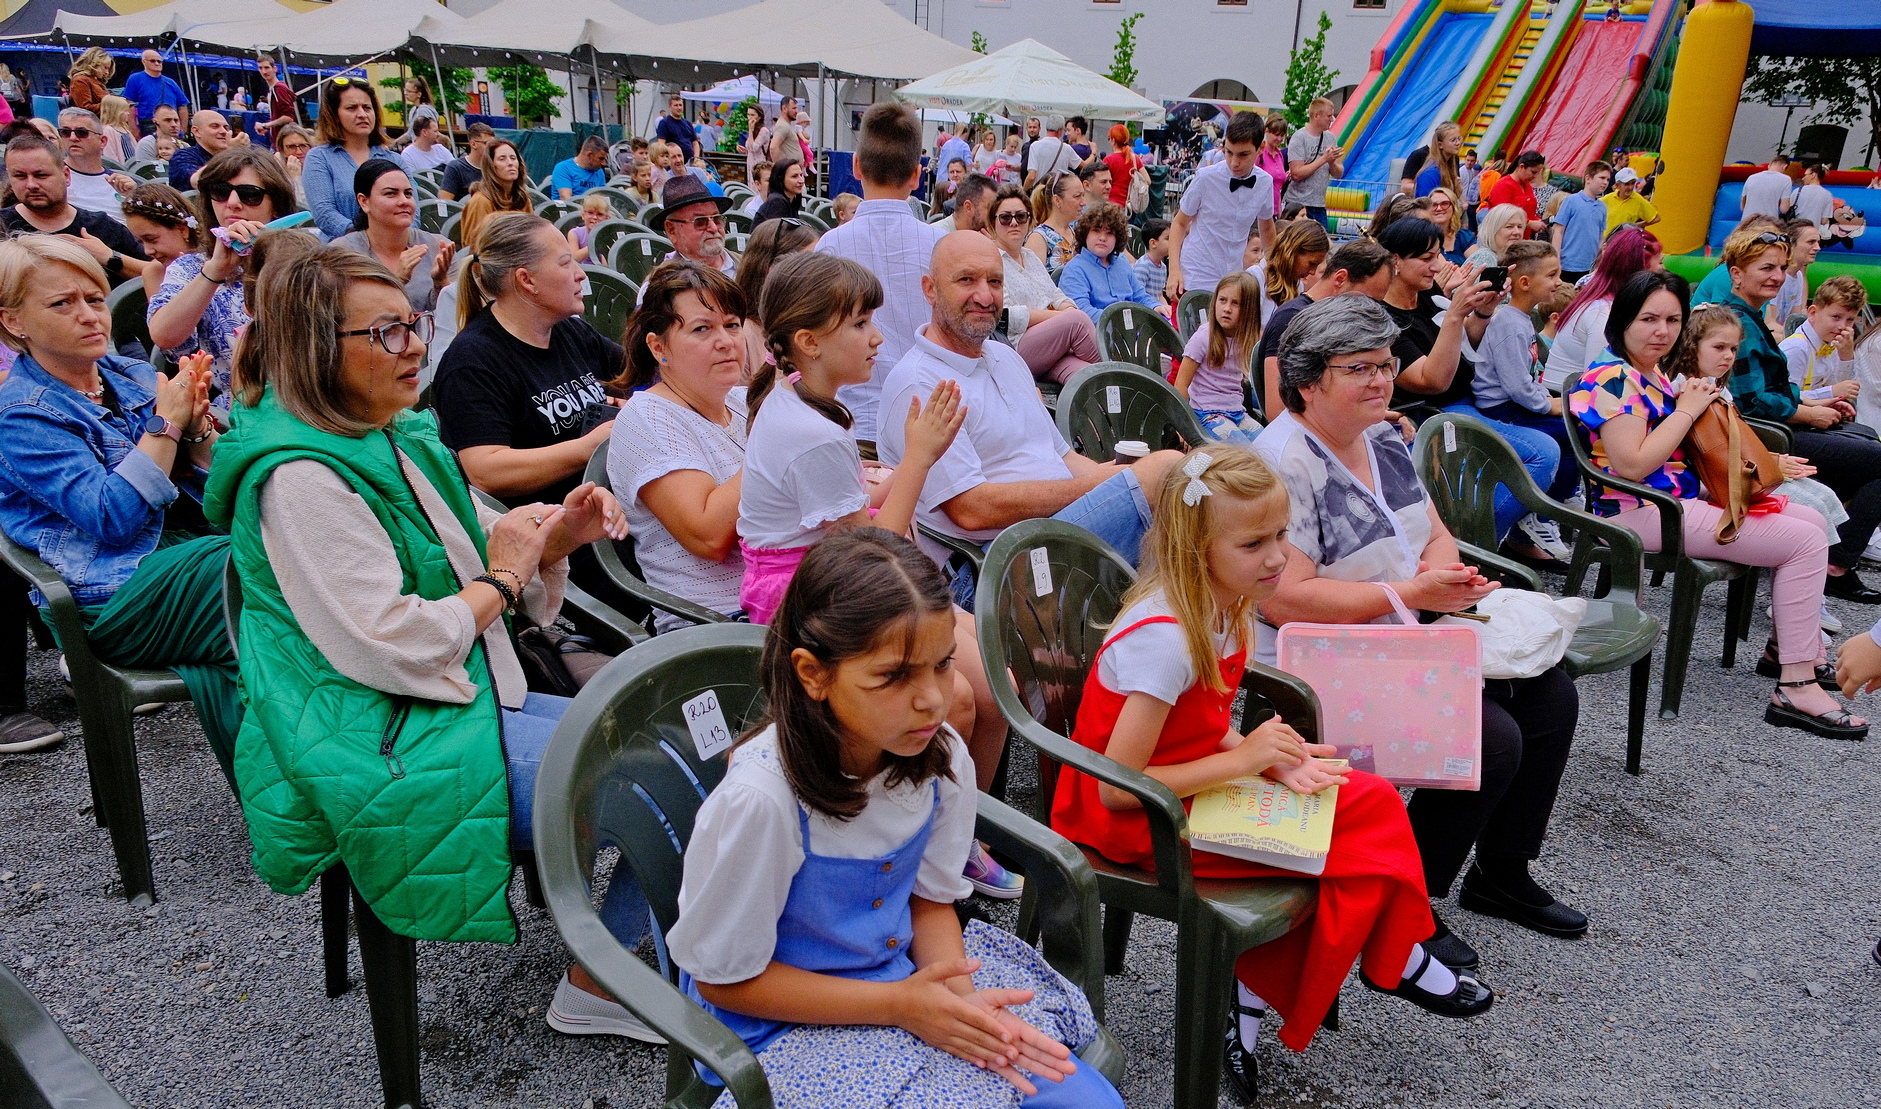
<box><xmin>1326</xmin><ymin>357</ymin><xmax>1400</xmax><ymax>382</ymax></box>
<box><xmin>338</xmin><ymin>312</ymin><xmax>434</xmax><ymax>354</ymax></box>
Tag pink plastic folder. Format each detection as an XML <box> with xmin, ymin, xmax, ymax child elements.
<box><xmin>1274</xmin><ymin>585</ymin><xmax>1483</xmax><ymax>790</ymax></box>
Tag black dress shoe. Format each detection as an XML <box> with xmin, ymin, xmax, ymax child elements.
<box><xmin>1423</xmin><ymin>928</ymin><xmax>1481</xmax><ymax>971</ymax></box>
<box><xmin>1359</xmin><ymin>948</ymin><xmax>1494</xmax><ymax>1018</ymax></box>
<box><xmin>1221</xmin><ymin>1005</ymin><xmax>1261</xmax><ymax>1105</ymax></box>
<box><xmin>1825</xmin><ymin>570</ymin><xmax>1881</xmax><ymax>605</ymax></box>
<box><xmin>1458</xmin><ymin>865</ymin><xmax>1589</xmax><ymax>938</ymax></box>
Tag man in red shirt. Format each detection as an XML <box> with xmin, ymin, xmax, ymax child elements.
<box><xmin>253</xmin><ymin>55</ymin><xmax>298</xmax><ymax>149</ymax></box>
<box><xmin>1486</xmin><ymin>150</ymin><xmax>1548</xmax><ymax>235</ymax></box>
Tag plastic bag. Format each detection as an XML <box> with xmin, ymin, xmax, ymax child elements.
<box><xmin>1441</xmin><ymin>588</ymin><xmax>1585</xmax><ymax>680</ymax></box>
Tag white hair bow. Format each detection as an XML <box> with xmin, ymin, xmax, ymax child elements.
<box><xmin>1181</xmin><ymin>452</ymin><xmax>1214</xmax><ymax>507</ymax></box>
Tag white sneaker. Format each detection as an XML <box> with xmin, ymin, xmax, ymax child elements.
<box><xmin>1776</xmin><ymin>603</ymin><xmax>1844</xmax><ymax>635</ymax></box>
<box><xmin>1515</xmin><ymin>514</ymin><xmax>1571</xmax><ymax>562</ymax></box>
<box><xmin>545</xmin><ymin>972</ymin><xmax>667</xmax><ymax>1043</ymax></box>
<box><xmin>1866</xmin><ymin>532</ymin><xmax>1881</xmax><ymax>564</ymax></box>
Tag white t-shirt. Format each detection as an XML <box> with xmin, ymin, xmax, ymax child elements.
<box><xmin>65</xmin><ymin>168</ymin><xmax>124</xmax><ymax>223</ymax></box>
<box><xmin>1780</xmin><ymin>319</ymin><xmax>1855</xmax><ymax>402</ymax></box>
<box><xmin>1178</xmin><ymin>161</ymin><xmax>1275</xmax><ymax>294</ymax></box>
<box><xmin>815</xmin><ymin>200</ymin><xmax>947</xmax><ymax>443</ymax></box>
<box><xmin>1792</xmin><ymin>183</ymin><xmax>1836</xmax><ymax>227</ymax></box>
<box><xmin>1741</xmin><ymin>169</ymin><xmax>1795</xmax><ymax>220</ymax></box>
<box><xmin>738</xmin><ymin>382</ymin><xmax>869</xmax><ymax>549</ymax></box>
<box><xmin>401</xmin><ymin>142</ymin><xmax>454</xmax><ymax>174</ymax></box>
<box><xmin>1774</xmin><ymin>270</ymin><xmax>1809</xmax><ymax>328</ymax></box>
<box><xmin>877</xmin><ymin>329</ymin><xmax>1073</xmax><ymax>551</ymax></box>
<box><xmin>1097</xmin><ymin>591</ymin><xmax>1242</xmax><ymax>704</ymax></box>
<box><xmin>1026</xmin><ymin>136</ymin><xmax>1077</xmax><ymax>181</ymax></box>
<box><xmin>1542</xmin><ymin>298</ymin><xmax>1612</xmax><ymax>390</ymax></box>
<box><xmin>607</xmin><ymin>388</ymin><xmax>748</xmax><ymax>631</ymax></box>
<box><xmin>667</xmin><ymin>723</ymin><xmax>978</xmax><ymax>985</ymax></box>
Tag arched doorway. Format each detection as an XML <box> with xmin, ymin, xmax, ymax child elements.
<box><xmin>1189</xmin><ymin>79</ymin><xmax>1259</xmax><ymax>103</ymax></box>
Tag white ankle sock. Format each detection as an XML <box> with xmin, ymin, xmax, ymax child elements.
<box><xmin>1235</xmin><ymin>982</ymin><xmax>1264</xmax><ymax>1049</ymax></box>
<box><xmin>1403</xmin><ymin>943</ymin><xmax>1457</xmax><ymax>995</ymax></box>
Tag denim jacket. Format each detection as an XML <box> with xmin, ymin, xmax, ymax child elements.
<box><xmin>0</xmin><ymin>353</ymin><xmax>201</xmax><ymax>606</ymax></box>
<box><xmin>304</xmin><ymin>142</ymin><xmax>394</xmax><ymax>239</ymax></box>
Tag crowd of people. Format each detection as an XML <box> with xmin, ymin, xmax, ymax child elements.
<box><xmin>5</xmin><ymin>52</ymin><xmax>1881</xmax><ymax>1107</ymax></box>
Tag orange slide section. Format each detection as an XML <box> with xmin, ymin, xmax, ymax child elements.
<box><xmin>1516</xmin><ymin>19</ymin><xmax>1639</xmax><ymax>172</ymax></box>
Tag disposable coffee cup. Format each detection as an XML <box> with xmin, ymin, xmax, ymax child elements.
<box><xmin>1113</xmin><ymin>440</ymin><xmax>1150</xmax><ymax>465</ymax></box>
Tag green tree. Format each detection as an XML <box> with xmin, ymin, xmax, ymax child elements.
<box><xmin>971</xmin><ymin>30</ymin><xmax>989</xmax><ymax>55</ymax></box>
<box><xmin>487</xmin><ymin>63</ymin><xmax>563</xmax><ymax>128</ymax></box>
<box><xmin>1281</xmin><ymin>11</ymin><xmax>1339</xmax><ymax>128</ymax></box>
<box><xmin>1108</xmin><ymin>12</ymin><xmax>1144</xmax><ymax>90</ymax></box>
<box><xmin>1745</xmin><ymin>55</ymin><xmax>1881</xmax><ymax>167</ymax></box>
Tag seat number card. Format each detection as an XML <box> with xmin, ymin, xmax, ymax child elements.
<box><xmin>1444</xmin><ymin>421</ymin><xmax>1457</xmax><ymax>453</ymax></box>
<box><xmin>1107</xmin><ymin>385</ymin><xmax>1122</xmax><ymax>413</ymax></box>
<box><xmin>684</xmin><ymin>690</ymin><xmax>734</xmax><ymax>761</ymax></box>
<box><xmin>1030</xmin><ymin>547</ymin><xmax>1053</xmax><ymax>597</ymax></box>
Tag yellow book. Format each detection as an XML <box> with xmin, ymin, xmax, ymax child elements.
<box><xmin>1187</xmin><ymin>762</ymin><xmax>1344</xmax><ymax>876</ymax></box>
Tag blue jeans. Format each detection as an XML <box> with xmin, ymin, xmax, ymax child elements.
<box><xmin>1474</xmin><ymin>401</ymin><xmax>1581</xmax><ymax>505</ymax></box>
<box><xmin>949</xmin><ymin>469</ymin><xmax>1155</xmax><ymax>610</ymax></box>
<box><xmin>504</xmin><ymin>692</ymin><xmax>652</xmax><ymax>951</ymax></box>
<box><xmin>1195</xmin><ymin>408</ymin><xmax>1261</xmax><ymax>444</ymax></box>
<box><xmin>1442</xmin><ymin>404</ymin><xmax>1564</xmax><ymax>541</ymax></box>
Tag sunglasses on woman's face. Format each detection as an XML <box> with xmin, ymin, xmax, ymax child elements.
<box><xmin>996</xmin><ymin>211</ymin><xmax>1032</xmax><ymax>226</ymax></box>
<box><xmin>206</xmin><ymin>182</ymin><xmax>269</xmax><ymax>206</ymax></box>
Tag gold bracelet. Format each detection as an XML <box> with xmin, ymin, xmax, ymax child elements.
<box><xmin>487</xmin><ymin>567</ymin><xmax>525</xmax><ymax>592</ymax></box>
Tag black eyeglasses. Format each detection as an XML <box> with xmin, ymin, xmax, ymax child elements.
<box><xmin>205</xmin><ymin>182</ymin><xmax>269</xmax><ymax>206</ymax></box>
<box><xmin>57</xmin><ymin>127</ymin><xmax>97</xmax><ymax>140</ymax></box>
<box><xmin>339</xmin><ymin>312</ymin><xmax>434</xmax><ymax>354</ymax></box>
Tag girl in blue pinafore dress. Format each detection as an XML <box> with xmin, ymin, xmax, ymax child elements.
<box><xmin>665</xmin><ymin>529</ymin><xmax>1124</xmax><ymax>1109</ymax></box>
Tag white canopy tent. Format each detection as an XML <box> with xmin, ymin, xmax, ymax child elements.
<box><xmin>893</xmin><ymin>39</ymin><xmax>1164</xmax><ymax>125</ymax></box>
<box><xmin>681</xmin><ymin>74</ymin><xmax>781</xmax><ymax>110</ymax></box>
<box><xmin>919</xmin><ymin>108</ymin><xmax>1017</xmax><ymax>126</ymax></box>
<box><xmin>589</xmin><ymin>0</ymin><xmax>976</xmax><ymax>82</ymax></box>
<box><xmin>412</xmin><ymin>0</ymin><xmax>657</xmax><ymax>69</ymax></box>
<box><xmin>47</xmin><ymin>0</ymin><xmax>302</xmax><ymax>43</ymax></box>
<box><xmin>167</xmin><ymin>0</ymin><xmax>462</xmax><ymax>65</ymax></box>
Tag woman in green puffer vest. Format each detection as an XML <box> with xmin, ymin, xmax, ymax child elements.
<box><xmin>203</xmin><ymin>245</ymin><xmax>664</xmax><ymax>1043</ymax></box>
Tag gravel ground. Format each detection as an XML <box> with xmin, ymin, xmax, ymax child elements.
<box><xmin>4</xmin><ymin>577</ymin><xmax>1881</xmax><ymax>1108</ymax></box>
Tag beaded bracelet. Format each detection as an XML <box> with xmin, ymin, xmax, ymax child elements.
<box><xmin>473</xmin><ymin>573</ymin><xmax>517</xmax><ymax>612</ymax></box>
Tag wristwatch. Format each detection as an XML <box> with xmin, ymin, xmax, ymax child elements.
<box><xmin>103</xmin><ymin>252</ymin><xmax>123</xmax><ymax>277</ymax></box>
<box><xmin>143</xmin><ymin>415</ymin><xmax>182</xmax><ymax>442</ymax></box>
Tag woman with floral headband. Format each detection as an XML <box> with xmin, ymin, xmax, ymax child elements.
<box><xmin>121</xmin><ymin>182</ymin><xmax>202</xmax><ymax>306</ymax></box>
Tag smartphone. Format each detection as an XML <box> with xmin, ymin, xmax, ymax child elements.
<box><xmin>1480</xmin><ymin>266</ymin><xmax>1509</xmax><ymax>292</ymax></box>
<box><xmin>579</xmin><ymin>402</ymin><xmax>618</xmax><ymax>435</ymax></box>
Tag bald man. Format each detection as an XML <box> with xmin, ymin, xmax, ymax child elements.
<box><xmin>878</xmin><ymin>232</ymin><xmax>1179</xmax><ymax>598</ymax></box>
<box><xmin>167</xmin><ymin>109</ymin><xmax>243</xmax><ymax>190</ymax></box>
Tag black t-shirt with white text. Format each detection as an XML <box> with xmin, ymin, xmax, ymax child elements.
<box><xmin>433</xmin><ymin>310</ymin><xmax>625</xmax><ymax>504</ymax></box>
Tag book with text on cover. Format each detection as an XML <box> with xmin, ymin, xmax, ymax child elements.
<box><xmin>1187</xmin><ymin>763</ymin><xmax>1345</xmax><ymax>876</ymax></box>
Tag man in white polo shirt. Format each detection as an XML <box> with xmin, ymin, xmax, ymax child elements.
<box><xmin>1167</xmin><ymin>110</ymin><xmax>1277</xmax><ymax>300</ymax></box>
<box><xmin>879</xmin><ymin>232</ymin><xmax>1179</xmax><ymax>603</ymax></box>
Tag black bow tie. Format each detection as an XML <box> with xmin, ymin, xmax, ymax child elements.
<box><xmin>1228</xmin><ymin>175</ymin><xmax>1259</xmax><ymax>192</ymax></box>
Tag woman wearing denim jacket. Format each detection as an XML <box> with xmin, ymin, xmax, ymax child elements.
<box><xmin>302</xmin><ymin>77</ymin><xmax>395</xmax><ymax>240</ymax></box>
<box><xmin>0</xmin><ymin>235</ymin><xmax>242</xmax><ymax>786</ymax></box>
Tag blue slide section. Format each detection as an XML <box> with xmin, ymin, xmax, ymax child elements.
<box><xmin>1344</xmin><ymin>12</ymin><xmax>1495</xmax><ymax>185</ymax></box>
<box><xmin>1711</xmin><ymin>183</ymin><xmax>1880</xmax><ymax>259</ymax></box>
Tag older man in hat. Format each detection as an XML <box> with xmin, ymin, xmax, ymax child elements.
<box><xmin>659</xmin><ymin>173</ymin><xmax>736</xmax><ymax>276</ymax></box>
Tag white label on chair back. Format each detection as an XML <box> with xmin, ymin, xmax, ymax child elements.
<box><xmin>1106</xmin><ymin>385</ymin><xmax>1121</xmax><ymax>413</ymax></box>
<box><xmin>1444</xmin><ymin>421</ymin><xmax>1457</xmax><ymax>453</ymax></box>
<box><xmin>683</xmin><ymin>690</ymin><xmax>734</xmax><ymax>761</ymax></box>
<box><xmin>1029</xmin><ymin>547</ymin><xmax>1053</xmax><ymax>597</ymax></box>
<box><xmin>436</xmin><ymin>200</ymin><xmax>447</xmax><ymax>216</ymax></box>
<box><xmin>641</xmin><ymin>240</ymin><xmax>653</xmax><ymax>254</ymax></box>
<box><xmin>1123</xmin><ymin>309</ymin><xmax>1135</xmax><ymax>329</ymax></box>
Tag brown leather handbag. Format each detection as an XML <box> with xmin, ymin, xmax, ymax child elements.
<box><xmin>1680</xmin><ymin>398</ymin><xmax>1782</xmax><ymax>544</ymax></box>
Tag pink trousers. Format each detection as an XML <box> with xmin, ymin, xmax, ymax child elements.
<box><xmin>1017</xmin><ymin>310</ymin><xmax>1102</xmax><ymax>385</ymax></box>
<box><xmin>1612</xmin><ymin>498</ymin><xmax>1829</xmax><ymax>664</ymax></box>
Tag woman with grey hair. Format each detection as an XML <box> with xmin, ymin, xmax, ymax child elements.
<box><xmin>1253</xmin><ymin>294</ymin><xmax>1587</xmax><ymax>974</ymax></box>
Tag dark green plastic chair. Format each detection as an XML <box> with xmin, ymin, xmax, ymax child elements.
<box><xmin>533</xmin><ymin>623</ymin><xmax>1124</xmax><ymax>1109</ymax></box>
<box><xmin>1413</xmin><ymin>413</ymin><xmax>1664</xmax><ymax>773</ymax></box>
<box><xmin>0</xmin><ymin>965</ymin><xmax>134</xmax><ymax>1109</ymax></box>
<box><xmin>536</xmin><ymin>199</ymin><xmax>581</xmax><ymax>226</ymax></box>
<box><xmin>976</xmin><ymin>519</ymin><xmax>1316</xmax><ymax>1109</ymax></box>
<box><xmin>1174</xmin><ymin>289</ymin><xmax>1212</xmax><ymax>343</ymax></box>
<box><xmin>584</xmin><ymin>441</ymin><xmax>732</xmax><ymax>630</ymax></box>
<box><xmin>105</xmin><ymin>281</ymin><xmax>154</xmax><ymax>361</ymax></box>
<box><xmin>439</xmin><ymin>210</ymin><xmax>464</xmax><ymax>248</ymax></box>
<box><xmin>416</xmin><ymin>197</ymin><xmax>460</xmax><ymax>236</ymax></box>
<box><xmin>722</xmin><ymin>209</ymin><xmax>753</xmax><ymax>235</ymax></box>
<box><xmin>0</xmin><ymin>532</ymin><xmax>192</xmax><ymax>906</ymax></box>
<box><xmin>581</xmin><ymin>266</ymin><xmax>638</xmax><ymax>345</ymax></box>
<box><xmin>586</xmin><ymin>219</ymin><xmax>633</xmax><ymax>269</ymax></box>
<box><xmin>586</xmin><ymin>186</ymin><xmax>638</xmax><ymax>220</ymax></box>
<box><xmin>609</xmin><ymin>233</ymin><xmax>672</xmax><ymax>285</ymax></box>
<box><xmin>1054</xmin><ymin>362</ymin><xmax>1215</xmax><ymax>462</ymax></box>
<box><xmin>1560</xmin><ymin>373</ymin><xmax>1758</xmax><ymax>719</ymax></box>
<box><xmin>1094</xmin><ymin>302</ymin><xmax>1182</xmax><ymax>376</ymax></box>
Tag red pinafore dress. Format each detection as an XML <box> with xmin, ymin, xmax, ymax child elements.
<box><xmin>1050</xmin><ymin>614</ymin><xmax>1435</xmax><ymax>1051</ymax></box>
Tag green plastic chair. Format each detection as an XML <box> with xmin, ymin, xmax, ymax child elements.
<box><xmin>1560</xmin><ymin>373</ymin><xmax>1758</xmax><ymax>719</ymax></box>
<box><xmin>587</xmin><ymin>186</ymin><xmax>639</xmax><ymax>220</ymax></box>
<box><xmin>532</xmin><ymin>623</ymin><xmax>1124</xmax><ymax>1109</ymax></box>
<box><xmin>555</xmin><ymin>210</ymin><xmax>587</xmax><ymax>235</ymax></box>
<box><xmin>609</xmin><ymin>233</ymin><xmax>671</xmax><ymax>285</ymax></box>
<box><xmin>1094</xmin><ymin>302</ymin><xmax>1182</xmax><ymax>375</ymax></box>
<box><xmin>581</xmin><ymin>266</ymin><xmax>638</xmax><ymax>345</ymax></box>
<box><xmin>1174</xmin><ymin>289</ymin><xmax>1212</xmax><ymax>343</ymax></box>
<box><xmin>975</xmin><ymin>519</ymin><xmax>1317</xmax><ymax>1109</ymax></box>
<box><xmin>0</xmin><ymin>965</ymin><xmax>134</xmax><ymax>1109</ymax></box>
<box><xmin>416</xmin><ymin>196</ymin><xmax>460</xmax><ymax>236</ymax></box>
<box><xmin>106</xmin><ymin>281</ymin><xmax>153</xmax><ymax>359</ymax></box>
<box><xmin>1413</xmin><ymin>413</ymin><xmax>1664</xmax><ymax>773</ymax></box>
<box><xmin>722</xmin><ymin>209</ymin><xmax>753</xmax><ymax>235</ymax></box>
<box><xmin>0</xmin><ymin>532</ymin><xmax>193</xmax><ymax>906</ymax></box>
<box><xmin>127</xmin><ymin>160</ymin><xmax>164</xmax><ymax>181</ymax></box>
<box><xmin>584</xmin><ymin>441</ymin><xmax>733</xmax><ymax>630</ymax></box>
<box><xmin>639</xmin><ymin>204</ymin><xmax>666</xmax><ymax>235</ymax></box>
<box><xmin>438</xmin><ymin>210</ymin><xmax>464</xmax><ymax>248</ymax></box>
<box><xmin>1054</xmin><ymin>362</ymin><xmax>1215</xmax><ymax>462</ymax></box>
<box><xmin>586</xmin><ymin>218</ymin><xmax>633</xmax><ymax>269</ymax></box>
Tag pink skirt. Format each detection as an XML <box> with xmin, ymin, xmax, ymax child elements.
<box><xmin>737</xmin><ymin>540</ymin><xmax>814</xmax><ymax>625</ymax></box>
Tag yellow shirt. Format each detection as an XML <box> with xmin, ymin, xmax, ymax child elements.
<box><xmin>1602</xmin><ymin>191</ymin><xmax>1659</xmax><ymax>234</ymax></box>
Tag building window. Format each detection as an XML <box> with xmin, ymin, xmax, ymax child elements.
<box><xmin>1354</xmin><ymin>0</ymin><xmax>1386</xmax><ymax>8</ymax></box>
<box><xmin>1218</xmin><ymin>0</ymin><xmax>1249</xmax><ymax>6</ymax></box>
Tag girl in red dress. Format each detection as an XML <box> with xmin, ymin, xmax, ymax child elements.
<box><xmin>1049</xmin><ymin>447</ymin><xmax>1492</xmax><ymax>1102</ymax></box>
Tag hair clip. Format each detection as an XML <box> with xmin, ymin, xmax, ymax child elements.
<box><xmin>1181</xmin><ymin>452</ymin><xmax>1214</xmax><ymax>507</ymax></box>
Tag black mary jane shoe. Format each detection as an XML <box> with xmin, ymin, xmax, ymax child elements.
<box><xmin>1221</xmin><ymin>1003</ymin><xmax>1263</xmax><ymax>1106</ymax></box>
<box><xmin>1359</xmin><ymin>948</ymin><xmax>1494</xmax><ymax>1018</ymax></box>
<box><xmin>1457</xmin><ymin>865</ymin><xmax>1590</xmax><ymax>938</ymax></box>
<box><xmin>1765</xmin><ymin>680</ymin><xmax>1871</xmax><ymax>741</ymax></box>
<box><xmin>1825</xmin><ymin>570</ymin><xmax>1881</xmax><ymax>605</ymax></box>
<box><xmin>1754</xmin><ymin>642</ymin><xmax>1838</xmax><ymax>690</ymax></box>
